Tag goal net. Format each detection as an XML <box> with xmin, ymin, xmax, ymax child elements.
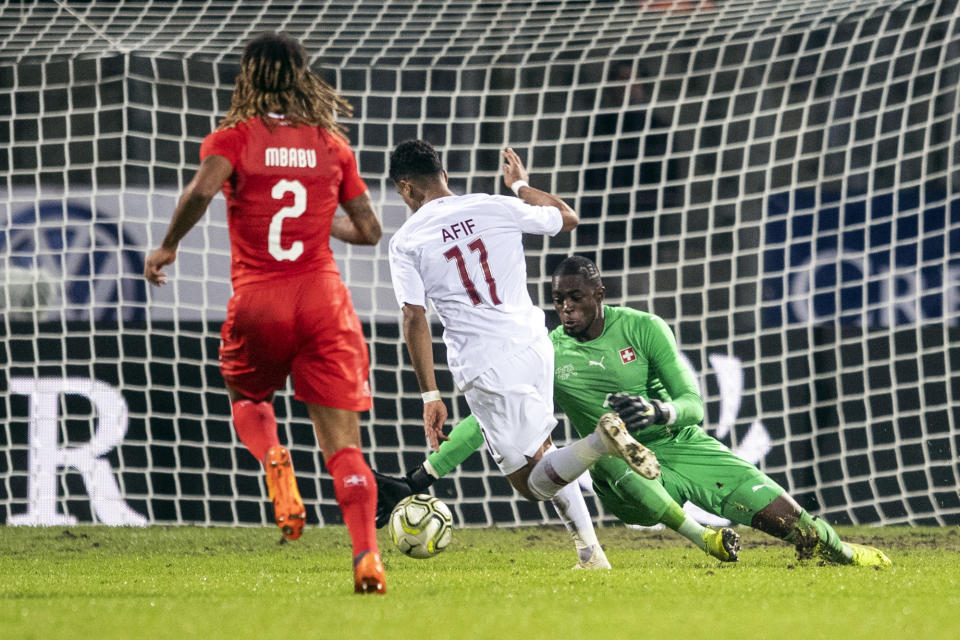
<box><xmin>2</xmin><ymin>0</ymin><xmax>959</xmax><ymax>528</ymax></box>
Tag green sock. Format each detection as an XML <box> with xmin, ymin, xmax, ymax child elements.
<box><xmin>611</xmin><ymin>467</ymin><xmax>707</xmax><ymax>550</ymax></box>
<box><xmin>426</xmin><ymin>414</ymin><xmax>485</xmax><ymax>478</ymax></box>
<box><xmin>785</xmin><ymin>510</ymin><xmax>852</xmax><ymax>563</ymax></box>
<box><xmin>664</xmin><ymin>503</ymin><xmax>708</xmax><ymax>550</ymax></box>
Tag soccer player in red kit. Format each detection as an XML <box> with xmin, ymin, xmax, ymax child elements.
<box><xmin>144</xmin><ymin>32</ymin><xmax>386</xmax><ymax>594</ymax></box>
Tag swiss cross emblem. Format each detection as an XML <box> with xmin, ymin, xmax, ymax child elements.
<box><xmin>619</xmin><ymin>347</ymin><xmax>636</xmax><ymax>364</ymax></box>
<box><xmin>343</xmin><ymin>474</ymin><xmax>367</xmax><ymax>487</ymax></box>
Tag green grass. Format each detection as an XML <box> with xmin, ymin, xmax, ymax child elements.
<box><xmin>1</xmin><ymin>524</ymin><xmax>958</xmax><ymax>639</ymax></box>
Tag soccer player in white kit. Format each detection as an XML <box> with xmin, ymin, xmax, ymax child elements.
<box><xmin>387</xmin><ymin>140</ymin><xmax>659</xmax><ymax>567</ymax></box>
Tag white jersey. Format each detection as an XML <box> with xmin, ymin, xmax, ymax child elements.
<box><xmin>389</xmin><ymin>193</ymin><xmax>563</xmax><ymax>387</ymax></box>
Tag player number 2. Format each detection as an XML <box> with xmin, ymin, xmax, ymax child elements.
<box><xmin>269</xmin><ymin>179</ymin><xmax>306</xmax><ymax>261</ymax></box>
<box><xmin>443</xmin><ymin>238</ymin><xmax>502</xmax><ymax>306</ymax></box>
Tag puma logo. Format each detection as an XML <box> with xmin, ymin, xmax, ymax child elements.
<box><xmin>588</xmin><ymin>356</ymin><xmax>605</xmax><ymax>370</ymax></box>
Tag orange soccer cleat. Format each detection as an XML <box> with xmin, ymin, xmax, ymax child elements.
<box><xmin>353</xmin><ymin>550</ymin><xmax>386</xmax><ymax>595</ymax></box>
<box><xmin>264</xmin><ymin>445</ymin><xmax>306</xmax><ymax>541</ymax></box>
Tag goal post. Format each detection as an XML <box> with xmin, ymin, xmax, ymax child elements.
<box><xmin>2</xmin><ymin>0</ymin><xmax>959</xmax><ymax>528</ymax></box>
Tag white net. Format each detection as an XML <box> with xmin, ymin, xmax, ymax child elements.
<box><xmin>2</xmin><ymin>0</ymin><xmax>959</xmax><ymax>527</ymax></box>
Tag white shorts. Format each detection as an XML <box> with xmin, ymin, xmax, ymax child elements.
<box><xmin>460</xmin><ymin>335</ymin><xmax>557</xmax><ymax>475</ymax></box>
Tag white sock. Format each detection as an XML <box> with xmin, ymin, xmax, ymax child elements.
<box><xmin>527</xmin><ymin>434</ymin><xmax>607</xmax><ymax>500</ymax></box>
<box><xmin>677</xmin><ymin>517</ymin><xmax>708</xmax><ymax>550</ymax></box>
<box><xmin>547</xmin><ymin>452</ymin><xmax>599</xmax><ymax>551</ymax></box>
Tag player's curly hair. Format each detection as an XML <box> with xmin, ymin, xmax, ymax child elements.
<box><xmin>553</xmin><ymin>255</ymin><xmax>603</xmax><ymax>288</ymax></box>
<box><xmin>218</xmin><ymin>32</ymin><xmax>352</xmax><ymax>136</ymax></box>
<box><xmin>389</xmin><ymin>139</ymin><xmax>444</xmax><ymax>184</ymax></box>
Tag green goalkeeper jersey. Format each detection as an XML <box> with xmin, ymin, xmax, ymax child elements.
<box><xmin>549</xmin><ymin>305</ymin><xmax>703</xmax><ymax>443</ymax></box>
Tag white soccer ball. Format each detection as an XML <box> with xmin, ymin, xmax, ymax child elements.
<box><xmin>388</xmin><ymin>493</ymin><xmax>453</xmax><ymax>559</ymax></box>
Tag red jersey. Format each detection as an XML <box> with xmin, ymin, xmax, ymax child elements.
<box><xmin>200</xmin><ymin>116</ymin><xmax>367</xmax><ymax>288</ymax></box>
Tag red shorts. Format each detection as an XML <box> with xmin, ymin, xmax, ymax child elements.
<box><xmin>219</xmin><ymin>272</ymin><xmax>372</xmax><ymax>411</ymax></box>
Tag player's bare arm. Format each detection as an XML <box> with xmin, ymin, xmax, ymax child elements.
<box><xmin>401</xmin><ymin>303</ymin><xmax>449</xmax><ymax>450</ymax></box>
<box><xmin>144</xmin><ymin>154</ymin><xmax>233</xmax><ymax>286</ymax></box>
<box><xmin>501</xmin><ymin>147</ymin><xmax>578</xmax><ymax>231</ymax></box>
<box><xmin>332</xmin><ymin>191</ymin><xmax>382</xmax><ymax>245</ymax></box>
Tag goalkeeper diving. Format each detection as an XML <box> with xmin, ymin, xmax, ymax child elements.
<box><xmin>374</xmin><ymin>256</ymin><xmax>891</xmax><ymax>568</ymax></box>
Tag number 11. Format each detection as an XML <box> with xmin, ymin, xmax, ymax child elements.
<box><xmin>443</xmin><ymin>238</ymin><xmax>502</xmax><ymax>306</ymax></box>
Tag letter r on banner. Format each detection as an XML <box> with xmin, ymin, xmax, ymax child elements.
<box><xmin>8</xmin><ymin>377</ymin><xmax>147</xmax><ymax>526</ymax></box>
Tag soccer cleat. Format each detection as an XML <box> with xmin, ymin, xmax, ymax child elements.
<box><xmin>264</xmin><ymin>445</ymin><xmax>306</xmax><ymax>541</ymax></box>
<box><xmin>372</xmin><ymin>470</ymin><xmax>415</xmax><ymax>529</ymax></box>
<box><xmin>847</xmin><ymin>542</ymin><xmax>892</xmax><ymax>567</ymax></box>
<box><xmin>595</xmin><ymin>413</ymin><xmax>661</xmax><ymax>480</ymax></box>
<box><xmin>353</xmin><ymin>550</ymin><xmax>386</xmax><ymax>594</ymax></box>
<box><xmin>573</xmin><ymin>544</ymin><xmax>611</xmax><ymax>570</ymax></box>
<box><xmin>702</xmin><ymin>526</ymin><xmax>741</xmax><ymax>562</ymax></box>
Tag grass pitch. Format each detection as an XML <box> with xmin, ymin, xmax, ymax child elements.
<box><xmin>1</xmin><ymin>524</ymin><xmax>957</xmax><ymax>640</ymax></box>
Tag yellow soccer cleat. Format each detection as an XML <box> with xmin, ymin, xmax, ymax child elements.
<box><xmin>702</xmin><ymin>526</ymin><xmax>741</xmax><ymax>562</ymax></box>
<box><xmin>847</xmin><ymin>542</ymin><xmax>892</xmax><ymax>567</ymax></box>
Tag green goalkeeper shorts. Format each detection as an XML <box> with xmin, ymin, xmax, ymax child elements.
<box><xmin>591</xmin><ymin>425</ymin><xmax>786</xmax><ymax>527</ymax></box>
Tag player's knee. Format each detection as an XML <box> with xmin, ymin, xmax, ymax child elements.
<box><xmin>514</xmin><ymin>476</ymin><xmax>551</xmax><ymax>501</ymax></box>
<box><xmin>508</xmin><ymin>461</ymin><xmax>555</xmax><ymax>501</ymax></box>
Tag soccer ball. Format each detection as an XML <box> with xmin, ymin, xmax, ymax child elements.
<box><xmin>388</xmin><ymin>494</ymin><xmax>453</xmax><ymax>559</ymax></box>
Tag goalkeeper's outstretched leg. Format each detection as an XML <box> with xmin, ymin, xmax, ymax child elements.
<box><xmin>590</xmin><ymin>456</ymin><xmax>741</xmax><ymax>563</ymax></box>
<box><xmin>747</xmin><ymin>494</ymin><xmax>891</xmax><ymax>567</ymax></box>
<box><xmin>372</xmin><ymin>414</ymin><xmax>485</xmax><ymax>528</ymax></box>
<box><xmin>373</xmin><ymin>468</ymin><xmax>429</xmax><ymax>528</ymax></box>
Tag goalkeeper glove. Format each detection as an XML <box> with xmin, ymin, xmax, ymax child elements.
<box><xmin>372</xmin><ymin>465</ymin><xmax>437</xmax><ymax>528</ymax></box>
<box><xmin>607</xmin><ymin>393</ymin><xmax>670</xmax><ymax>431</ymax></box>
